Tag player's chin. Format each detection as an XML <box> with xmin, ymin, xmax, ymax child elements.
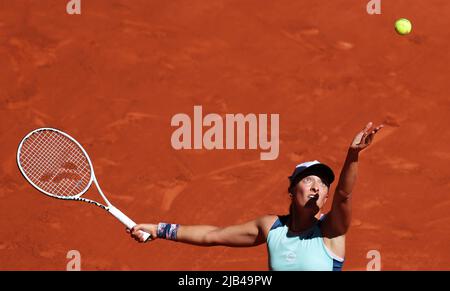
<box><xmin>304</xmin><ymin>200</ymin><xmax>320</xmax><ymax>211</ymax></box>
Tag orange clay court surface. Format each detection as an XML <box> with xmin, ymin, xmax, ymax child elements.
<box><xmin>1</xmin><ymin>0</ymin><xmax>450</xmax><ymax>270</ymax></box>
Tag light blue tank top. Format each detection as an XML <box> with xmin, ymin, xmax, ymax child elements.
<box><xmin>266</xmin><ymin>215</ymin><xmax>344</xmax><ymax>271</ymax></box>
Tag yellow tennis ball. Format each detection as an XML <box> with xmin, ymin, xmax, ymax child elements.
<box><xmin>395</xmin><ymin>18</ymin><xmax>412</xmax><ymax>35</ymax></box>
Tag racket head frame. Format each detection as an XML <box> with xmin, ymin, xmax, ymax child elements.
<box><xmin>16</xmin><ymin>127</ymin><xmax>108</xmax><ymax>204</ymax></box>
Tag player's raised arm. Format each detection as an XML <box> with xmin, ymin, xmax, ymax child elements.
<box><xmin>323</xmin><ymin>122</ymin><xmax>383</xmax><ymax>237</ymax></box>
<box><xmin>128</xmin><ymin>215</ymin><xmax>276</xmax><ymax>247</ymax></box>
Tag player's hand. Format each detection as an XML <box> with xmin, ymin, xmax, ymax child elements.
<box><xmin>127</xmin><ymin>224</ymin><xmax>157</xmax><ymax>243</ymax></box>
<box><xmin>350</xmin><ymin>122</ymin><xmax>383</xmax><ymax>152</ymax></box>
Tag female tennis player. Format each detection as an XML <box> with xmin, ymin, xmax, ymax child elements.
<box><xmin>128</xmin><ymin>122</ymin><xmax>383</xmax><ymax>271</ymax></box>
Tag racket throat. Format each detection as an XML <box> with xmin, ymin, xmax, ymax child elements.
<box><xmin>108</xmin><ymin>205</ymin><xmax>137</xmax><ymax>229</ymax></box>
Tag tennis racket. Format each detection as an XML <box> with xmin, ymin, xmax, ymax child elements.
<box><xmin>17</xmin><ymin>127</ymin><xmax>152</xmax><ymax>242</ymax></box>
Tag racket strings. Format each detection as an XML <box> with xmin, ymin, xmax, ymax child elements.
<box><xmin>19</xmin><ymin>130</ymin><xmax>91</xmax><ymax>197</ymax></box>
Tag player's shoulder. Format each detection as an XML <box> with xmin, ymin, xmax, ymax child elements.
<box><xmin>255</xmin><ymin>214</ymin><xmax>281</xmax><ymax>231</ymax></box>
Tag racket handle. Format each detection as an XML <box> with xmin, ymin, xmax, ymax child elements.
<box><xmin>108</xmin><ymin>205</ymin><xmax>152</xmax><ymax>242</ymax></box>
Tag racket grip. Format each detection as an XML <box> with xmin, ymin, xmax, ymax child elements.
<box><xmin>108</xmin><ymin>205</ymin><xmax>152</xmax><ymax>242</ymax></box>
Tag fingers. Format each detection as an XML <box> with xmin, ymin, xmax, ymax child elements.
<box><xmin>363</xmin><ymin>122</ymin><xmax>373</xmax><ymax>134</ymax></box>
<box><xmin>363</xmin><ymin>122</ymin><xmax>384</xmax><ymax>133</ymax></box>
<box><xmin>137</xmin><ymin>233</ymin><xmax>145</xmax><ymax>243</ymax></box>
<box><xmin>373</xmin><ymin>124</ymin><xmax>384</xmax><ymax>133</ymax></box>
<box><xmin>367</xmin><ymin>124</ymin><xmax>384</xmax><ymax>137</ymax></box>
<box><xmin>359</xmin><ymin>122</ymin><xmax>373</xmax><ymax>143</ymax></box>
<box><xmin>363</xmin><ymin>122</ymin><xmax>383</xmax><ymax>137</ymax></box>
<box><xmin>133</xmin><ymin>232</ymin><xmax>145</xmax><ymax>243</ymax></box>
<box><xmin>131</xmin><ymin>224</ymin><xmax>143</xmax><ymax>232</ymax></box>
<box><xmin>364</xmin><ymin>124</ymin><xmax>384</xmax><ymax>145</ymax></box>
<box><xmin>127</xmin><ymin>225</ymin><xmax>146</xmax><ymax>243</ymax></box>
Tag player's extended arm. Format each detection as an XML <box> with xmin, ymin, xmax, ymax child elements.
<box><xmin>129</xmin><ymin>215</ymin><xmax>275</xmax><ymax>247</ymax></box>
<box><xmin>324</xmin><ymin>122</ymin><xmax>383</xmax><ymax>236</ymax></box>
<box><xmin>178</xmin><ymin>220</ymin><xmax>265</xmax><ymax>247</ymax></box>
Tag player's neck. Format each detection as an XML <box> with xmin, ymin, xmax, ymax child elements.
<box><xmin>289</xmin><ymin>208</ymin><xmax>320</xmax><ymax>233</ymax></box>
